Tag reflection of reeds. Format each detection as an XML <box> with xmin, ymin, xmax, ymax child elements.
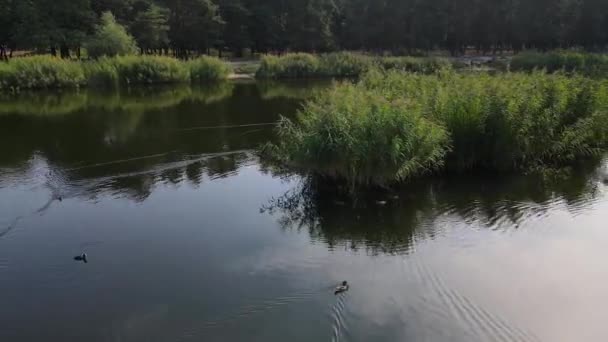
<box><xmin>0</xmin><ymin>83</ymin><xmax>235</xmax><ymax>116</ymax></box>
<box><xmin>262</xmin><ymin>160</ymin><xmax>603</xmax><ymax>254</ymax></box>
<box><xmin>256</xmin><ymin>80</ymin><xmax>330</xmax><ymax>100</ymax></box>
<box><xmin>0</xmin><ymin>91</ymin><xmax>89</xmax><ymax>116</ymax></box>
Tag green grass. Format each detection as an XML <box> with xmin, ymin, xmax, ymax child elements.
<box><xmin>265</xmin><ymin>69</ymin><xmax>608</xmax><ymax>189</ymax></box>
<box><xmin>511</xmin><ymin>50</ymin><xmax>608</xmax><ymax>76</ymax></box>
<box><xmin>0</xmin><ymin>55</ymin><xmax>231</xmax><ymax>92</ymax></box>
<box><xmin>255</xmin><ymin>52</ymin><xmax>451</xmax><ymax>79</ymax></box>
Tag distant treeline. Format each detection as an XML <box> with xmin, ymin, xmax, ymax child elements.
<box><xmin>1</xmin><ymin>0</ymin><xmax>608</xmax><ymax>59</ymax></box>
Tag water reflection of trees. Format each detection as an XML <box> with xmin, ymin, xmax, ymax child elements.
<box><xmin>262</xmin><ymin>162</ymin><xmax>605</xmax><ymax>255</ymax></box>
<box><xmin>0</xmin><ymin>82</ymin><xmax>316</xmax><ymax>168</ymax></box>
<box><xmin>0</xmin><ymin>84</ymin><xmax>235</xmax><ymax>116</ymax></box>
<box><xmin>39</xmin><ymin>151</ymin><xmax>255</xmax><ymax>203</ymax></box>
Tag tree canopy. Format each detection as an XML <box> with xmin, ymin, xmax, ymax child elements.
<box><xmin>85</xmin><ymin>12</ymin><xmax>138</xmax><ymax>58</ymax></box>
<box><xmin>1</xmin><ymin>0</ymin><xmax>608</xmax><ymax>58</ymax></box>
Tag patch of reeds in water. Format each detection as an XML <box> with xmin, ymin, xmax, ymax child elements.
<box><xmin>265</xmin><ymin>69</ymin><xmax>608</xmax><ymax>188</ymax></box>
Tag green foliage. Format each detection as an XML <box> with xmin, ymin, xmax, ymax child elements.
<box><xmin>130</xmin><ymin>4</ymin><xmax>170</xmax><ymax>51</ymax></box>
<box><xmin>85</xmin><ymin>12</ymin><xmax>138</xmax><ymax>59</ymax></box>
<box><xmin>108</xmin><ymin>55</ymin><xmax>189</xmax><ymax>84</ymax></box>
<box><xmin>84</xmin><ymin>58</ymin><xmax>120</xmax><ymax>88</ymax></box>
<box><xmin>4</xmin><ymin>0</ymin><xmax>608</xmax><ymax>60</ymax></box>
<box><xmin>375</xmin><ymin>56</ymin><xmax>452</xmax><ymax>73</ymax></box>
<box><xmin>188</xmin><ymin>56</ymin><xmax>232</xmax><ymax>82</ymax></box>
<box><xmin>0</xmin><ymin>56</ymin><xmax>85</xmax><ymax>91</ymax></box>
<box><xmin>256</xmin><ymin>53</ymin><xmax>450</xmax><ymax>79</ymax></box>
<box><xmin>265</xmin><ymin>82</ymin><xmax>449</xmax><ymax>187</ymax></box>
<box><xmin>511</xmin><ymin>51</ymin><xmax>608</xmax><ymax>76</ymax></box>
<box><xmin>318</xmin><ymin>52</ymin><xmax>374</xmax><ymax>77</ymax></box>
<box><xmin>0</xmin><ymin>55</ymin><xmax>231</xmax><ymax>91</ymax></box>
<box><xmin>362</xmin><ymin>70</ymin><xmax>608</xmax><ymax>172</ymax></box>
<box><xmin>256</xmin><ymin>53</ymin><xmax>321</xmax><ymax>79</ymax></box>
<box><xmin>85</xmin><ymin>56</ymin><xmax>229</xmax><ymax>87</ymax></box>
<box><xmin>163</xmin><ymin>0</ymin><xmax>223</xmax><ymax>57</ymax></box>
<box><xmin>267</xmin><ymin>70</ymin><xmax>608</xmax><ymax>188</ymax></box>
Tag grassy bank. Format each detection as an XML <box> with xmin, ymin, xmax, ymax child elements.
<box><xmin>511</xmin><ymin>51</ymin><xmax>608</xmax><ymax>76</ymax></box>
<box><xmin>264</xmin><ymin>70</ymin><xmax>608</xmax><ymax>189</ymax></box>
<box><xmin>0</xmin><ymin>56</ymin><xmax>231</xmax><ymax>92</ymax></box>
<box><xmin>255</xmin><ymin>52</ymin><xmax>451</xmax><ymax>79</ymax></box>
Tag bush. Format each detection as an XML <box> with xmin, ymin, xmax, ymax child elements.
<box><xmin>84</xmin><ymin>58</ymin><xmax>120</xmax><ymax>88</ymax></box>
<box><xmin>361</xmin><ymin>70</ymin><xmax>608</xmax><ymax>171</ymax></box>
<box><xmin>266</xmin><ymin>70</ymin><xmax>608</xmax><ymax>188</ymax></box>
<box><xmin>1</xmin><ymin>55</ymin><xmax>232</xmax><ymax>91</ymax></box>
<box><xmin>375</xmin><ymin>56</ymin><xmax>452</xmax><ymax>73</ymax></box>
<box><xmin>188</xmin><ymin>56</ymin><xmax>232</xmax><ymax>82</ymax></box>
<box><xmin>265</xmin><ymin>82</ymin><xmax>449</xmax><ymax>188</ymax></box>
<box><xmin>103</xmin><ymin>55</ymin><xmax>190</xmax><ymax>85</ymax></box>
<box><xmin>256</xmin><ymin>53</ymin><xmax>451</xmax><ymax>79</ymax></box>
<box><xmin>256</xmin><ymin>53</ymin><xmax>321</xmax><ymax>79</ymax></box>
<box><xmin>318</xmin><ymin>52</ymin><xmax>373</xmax><ymax>77</ymax></box>
<box><xmin>0</xmin><ymin>56</ymin><xmax>85</xmax><ymax>91</ymax></box>
<box><xmin>511</xmin><ymin>50</ymin><xmax>608</xmax><ymax>76</ymax></box>
<box><xmin>85</xmin><ymin>12</ymin><xmax>138</xmax><ymax>59</ymax></box>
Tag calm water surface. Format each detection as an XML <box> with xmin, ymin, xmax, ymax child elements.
<box><xmin>1</xmin><ymin>82</ymin><xmax>608</xmax><ymax>342</ymax></box>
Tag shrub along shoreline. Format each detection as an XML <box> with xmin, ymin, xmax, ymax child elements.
<box><xmin>255</xmin><ymin>52</ymin><xmax>452</xmax><ymax>79</ymax></box>
<box><xmin>0</xmin><ymin>55</ymin><xmax>232</xmax><ymax>92</ymax></box>
<box><xmin>264</xmin><ymin>69</ymin><xmax>608</xmax><ymax>190</ymax></box>
<box><xmin>511</xmin><ymin>50</ymin><xmax>608</xmax><ymax>76</ymax></box>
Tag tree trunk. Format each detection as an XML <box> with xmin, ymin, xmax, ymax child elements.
<box><xmin>51</xmin><ymin>46</ymin><xmax>57</xmax><ymax>57</ymax></box>
<box><xmin>60</xmin><ymin>45</ymin><xmax>70</xmax><ymax>59</ymax></box>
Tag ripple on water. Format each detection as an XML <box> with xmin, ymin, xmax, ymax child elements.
<box><xmin>0</xmin><ymin>259</ymin><xmax>8</xmax><ymax>270</ymax></box>
<box><xmin>329</xmin><ymin>290</ymin><xmax>357</xmax><ymax>342</ymax></box>
<box><xmin>176</xmin><ymin>288</ymin><xmax>320</xmax><ymax>341</ymax></box>
<box><xmin>409</xmin><ymin>255</ymin><xmax>541</xmax><ymax>342</ymax></box>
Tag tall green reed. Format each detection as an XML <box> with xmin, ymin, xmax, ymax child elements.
<box><xmin>267</xmin><ymin>69</ymin><xmax>608</xmax><ymax>188</ymax></box>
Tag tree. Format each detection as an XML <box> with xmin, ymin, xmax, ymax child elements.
<box><xmin>131</xmin><ymin>3</ymin><xmax>170</xmax><ymax>54</ymax></box>
<box><xmin>160</xmin><ymin>0</ymin><xmax>223</xmax><ymax>58</ymax></box>
<box><xmin>3</xmin><ymin>0</ymin><xmax>608</xmax><ymax>58</ymax></box>
<box><xmin>219</xmin><ymin>0</ymin><xmax>251</xmax><ymax>57</ymax></box>
<box><xmin>91</xmin><ymin>0</ymin><xmax>136</xmax><ymax>23</ymax></box>
<box><xmin>35</xmin><ymin>0</ymin><xmax>96</xmax><ymax>58</ymax></box>
<box><xmin>286</xmin><ymin>0</ymin><xmax>336</xmax><ymax>51</ymax></box>
<box><xmin>85</xmin><ymin>12</ymin><xmax>138</xmax><ymax>58</ymax></box>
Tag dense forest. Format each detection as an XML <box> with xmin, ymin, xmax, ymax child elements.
<box><xmin>1</xmin><ymin>0</ymin><xmax>608</xmax><ymax>59</ymax></box>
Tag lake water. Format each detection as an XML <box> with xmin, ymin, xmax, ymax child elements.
<box><xmin>1</xmin><ymin>81</ymin><xmax>608</xmax><ymax>342</ymax></box>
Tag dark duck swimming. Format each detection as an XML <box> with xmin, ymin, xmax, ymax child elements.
<box><xmin>335</xmin><ymin>281</ymin><xmax>349</xmax><ymax>295</ymax></box>
<box><xmin>73</xmin><ymin>253</ymin><xmax>88</xmax><ymax>263</ymax></box>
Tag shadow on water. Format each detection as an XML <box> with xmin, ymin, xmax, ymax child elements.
<box><xmin>261</xmin><ymin>160</ymin><xmax>606</xmax><ymax>255</ymax></box>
